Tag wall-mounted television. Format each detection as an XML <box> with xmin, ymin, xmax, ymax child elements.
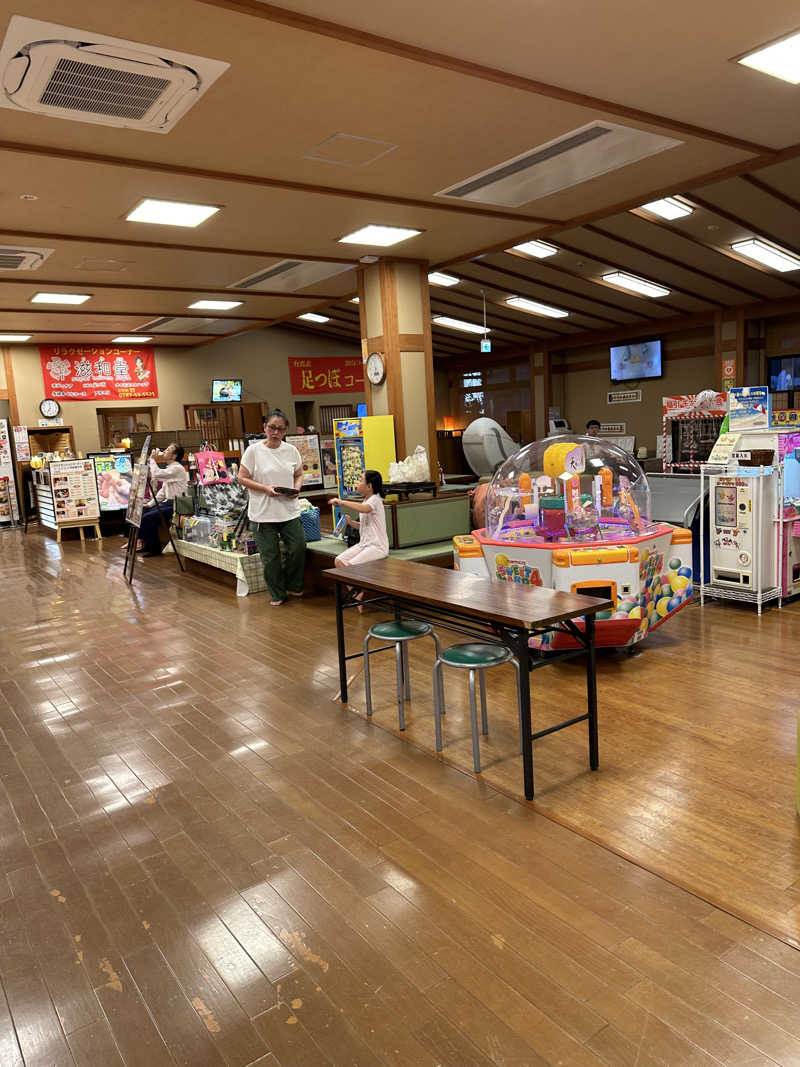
<box><xmin>211</xmin><ymin>379</ymin><xmax>242</xmax><ymax>402</ymax></box>
<box><xmin>610</xmin><ymin>340</ymin><xmax>662</xmax><ymax>383</ymax></box>
<box><xmin>768</xmin><ymin>355</ymin><xmax>800</xmax><ymax>392</ymax></box>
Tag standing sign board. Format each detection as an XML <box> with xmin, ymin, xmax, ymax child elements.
<box><xmin>0</xmin><ymin>419</ymin><xmax>20</xmax><ymax>523</ymax></box>
<box><xmin>286</xmin><ymin>434</ymin><xmax>323</xmax><ymax>488</ymax></box>
<box><xmin>126</xmin><ymin>435</ymin><xmax>151</xmax><ymax>529</ymax></box>
<box><xmin>728</xmin><ymin>386</ymin><xmax>771</xmax><ymax>431</ymax></box>
<box><xmin>50</xmin><ymin>459</ymin><xmax>100</xmax><ymax>524</ymax></box>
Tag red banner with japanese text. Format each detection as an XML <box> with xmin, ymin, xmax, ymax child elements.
<box><xmin>40</xmin><ymin>345</ymin><xmax>159</xmax><ymax>401</ymax></box>
<box><xmin>288</xmin><ymin>356</ymin><xmax>364</xmax><ymax>395</ymax></box>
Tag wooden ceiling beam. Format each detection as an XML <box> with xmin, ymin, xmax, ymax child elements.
<box><xmin>0</xmin><ymin>306</ymin><xmax>271</xmax><ymax>321</ymax></box>
<box><xmin>7</xmin><ymin>330</ymin><xmax>218</xmax><ymax>338</ymax></box>
<box><xmin>738</xmin><ymin>174</ymin><xmax>800</xmax><ymax>216</ymax></box>
<box><xmin>0</xmin><ymin>275</ymin><xmax>351</xmax><ymax>301</ymax></box>
<box><xmin>195</xmin><ymin>0</ymin><xmax>772</xmax><ymax>155</ymax></box>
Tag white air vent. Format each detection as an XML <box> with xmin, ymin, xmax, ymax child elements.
<box><xmin>0</xmin><ymin>16</ymin><xmax>229</xmax><ymax>132</ymax></box>
<box><xmin>0</xmin><ymin>244</ymin><xmax>54</xmax><ymax>270</ymax></box>
<box><xmin>436</xmin><ymin>122</ymin><xmax>681</xmax><ymax>207</ymax></box>
<box><xmin>139</xmin><ymin>316</ymin><xmax>217</xmax><ymax>333</ymax></box>
<box><xmin>229</xmin><ymin>259</ymin><xmax>354</xmax><ymax>292</ymax></box>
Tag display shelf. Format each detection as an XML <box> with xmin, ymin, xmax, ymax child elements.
<box><xmin>699</xmin><ymin>583</ymin><xmax>781</xmax><ymax>605</ymax></box>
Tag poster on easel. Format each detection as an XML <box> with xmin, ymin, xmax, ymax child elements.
<box><xmin>0</xmin><ymin>419</ymin><xmax>20</xmax><ymax>523</ymax></box>
<box><xmin>49</xmin><ymin>459</ymin><xmax>100</xmax><ymax>523</ymax></box>
<box><xmin>286</xmin><ymin>434</ymin><xmax>323</xmax><ymax>488</ymax></box>
<box><xmin>89</xmin><ymin>453</ymin><xmax>133</xmax><ymax>511</ymax></box>
<box><xmin>125</xmin><ymin>435</ymin><xmax>151</xmax><ymax>529</ymax></box>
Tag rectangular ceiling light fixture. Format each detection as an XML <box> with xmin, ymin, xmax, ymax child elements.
<box><xmin>509</xmin><ymin>239</ymin><xmax>558</xmax><ymax>258</ymax></box>
<box><xmin>738</xmin><ymin>31</ymin><xmax>800</xmax><ymax>84</ymax></box>
<box><xmin>298</xmin><ymin>312</ymin><xmax>330</xmax><ymax>323</ymax></box>
<box><xmin>0</xmin><ymin>333</ymin><xmax>31</xmax><ymax>341</ymax></box>
<box><xmin>507</xmin><ymin>296</ymin><xmax>568</xmax><ymax>318</ymax></box>
<box><xmin>427</xmin><ymin>271</ymin><xmax>460</xmax><ymax>286</ymax></box>
<box><xmin>637</xmin><ymin>196</ymin><xmax>693</xmax><ymax>220</ymax></box>
<box><xmin>602</xmin><ymin>271</ymin><xmax>670</xmax><ymax>298</ymax></box>
<box><xmin>112</xmin><ymin>335</ymin><xmax>152</xmax><ymax>343</ymax></box>
<box><xmin>339</xmin><ymin>224</ymin><xmax>421</xmax><ymax>247</ymax></box>
<box><xmin>32</xmin><ymin>291</ymin><xmax>91</xmax><ymax>304</ymax></box>
<box><xmin>731</xmin><ymin>237</ymin><xmax>800</xmax><ymax>272</ymax></box>
<box><xmin>188</xmin><ymin>299</ymin><xmax>243</xmax><ymax>310</ymax></box>
<box><xmin>126</xmin><ymin>198</ymin><xmax>220</xmax><ymax>227</ymax></box>
<box><xmin>433</xmin><ymin>316</ymin><xmax>489</xmax><ymax>334</ymax></box>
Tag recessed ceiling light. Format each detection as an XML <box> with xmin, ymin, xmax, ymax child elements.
<box><xmin>126</xmin><ymin>198</ymin><xmax>220</xmax><ymax>227</ymax></box>
<box><xmin>738</xmin><ymin>31</ymin><xmax>800</xmax><ymax>84</ymax></box>
<box><xmin>298</xmin><ymin>312</ymin><xmax>330</xmax><ymax>323</ymax></box>
<box><xmin>506</xmin><ymin>296</ymin><xmax>569</xmax><ymax>318</ymax></box>
<box><xmin>731</xmin><ymin>237</ymin><xmax>800</xmax><ymax>272</ymax></box>
<box><xmin>339</xmin><ymin>225</ymin><xmax>422</xmax><ymax>247</ymax></box>
<box><xmin>32</xmin><ymin>292</ymin><xmax>91</xmax><ymax>304</ymax></box>
<box><xmin>509</xmin><ymin>239</ymin><xmax>559</xmax><ymax>258</ymax></box>
<box><xmin>188</xmin><ymin>300</ymin><xmax>243</xmax><ymax>311</ymax></box>
<box><xmin>428</xmin><ymin>271</ymin><xmax>460</xmax><ymax>287</ymax></box>
<box><xmin>433</xmin><ymin>316</ymin><xmax>490</xmax><ymax>335</ymax></box>
<box><xmin>0</xmin><ymin>333</ymin><xmax>31</xmax><ymax>341</ymax></box>
<box><xmin>112</xmin><ymin>336</ymin><xmax>152</xmax><ymax>343</ymax></box>
<box><xmin>637</xmin><ymin>196</ymin><xmax>693</xmax><ymax>220</ymax></box>
<box><xmin>19</xmin><ymin>193</ymin><xmax>38</xmax><ymax>201</ymax></box>
<box><xmin>350</xmin><ymin>296</ymin><xmax>360</xmax><ymax>303</ymax></box>
<box><xmin>602</xmin><ymin>272</ymin><xmax>670</xmax><ymax>298</ymax></box>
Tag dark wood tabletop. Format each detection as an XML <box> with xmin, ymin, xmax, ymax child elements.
<box><xmin>324</xmin><ymin>558</ymin><xmax>613</xmax><ymax>630</ymax></box>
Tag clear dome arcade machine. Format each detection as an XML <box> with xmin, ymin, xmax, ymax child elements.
<box><xmin>453</xmin><ymin>435</ymin><xmax>693</xmax><ymax>649</ymax></box>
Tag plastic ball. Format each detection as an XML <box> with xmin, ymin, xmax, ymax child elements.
<box><xmin>640</xmin><ymin>549</ymin><xmax>649</xmax><ymax>564</ymax></box>
<box><xmin>629</xmin><ymin>606</ymin><xmax>642</xmax><ymax>619</ymax></box>
<box><xmin>596</xmin><ymin>609</ymin><xmax>614</xmax><ymax>620</ymax></box>
<box><xmin>668</xmin><ymin>595</ymin><xmax>682</xmax><ymax>612</ymax></box>
<box><xmin>670</xmin><ymin>574</ymin><xmax>690</xmax><ymax>593</ymax></box>
<box><xmin>495</xmin><ymin>554</ymin><xmax>509</xmax><ymax>567</ymax></box>
<box><xmin>661</xmin><ymin>583</ymin><xmax>672</xmax><ymax>597</ymax></box>
<box><xmin>656</xmin><ymin>596</ymin><xmax>671</xmax><ymax>618</ymax></box>
<box><xmin>678</xmin><ymin>566</ymin><xmax>692</xmax><ymax>578</ymax></box>
<box><xmin>612</xmin><ymin>611</ymin><xmax>629</xmax><ymax>620</ymax></box>
<box><xmin>668</xmin><ymin>556</ymin><xmax>682</xmax><ymax>570</ymax></box>
<box><xmin>684</xmin><ymin>582</ymin><xmax>693</xmax><ymax>599</ymax></box>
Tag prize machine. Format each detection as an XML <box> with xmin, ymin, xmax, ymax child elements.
<box><xmin>453</xmin><ymin>435</ymin><xmax>693</xmax><ymax>650</ymax></box>
<box><xmin>332</xmin><ymin>414</ymin><xmax>396</xmax><ymax>500</ymax></box>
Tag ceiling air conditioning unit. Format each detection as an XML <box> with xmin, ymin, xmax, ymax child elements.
<box><xmin>0</xmin><ymin>16</ymin><xmax>229</xmax><ymax>132</ymax></box>
<box><xmin>0</xmin><ymin>245</ymin><xmax>54</xmax><ymax>270</ymax></box>
<box><xmin>230</xmin><ymin>260</ymin><xmax>355</xmax><ymax>292</ymax></box>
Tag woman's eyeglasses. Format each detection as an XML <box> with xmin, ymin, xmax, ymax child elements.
<box><xmin>265</xmin><ymin>424</ymin><xmax>287</xmax><ymax>432</ymax></box>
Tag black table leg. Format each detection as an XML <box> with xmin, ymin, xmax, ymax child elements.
<box><xmin>515</xmin><ymin>630</ymin><xmax>535</xmax><ymax>801</ymax></box>
<box><xmin>335</xmin><ymin>581</ymin><xmax>348</xmax><ymax>703</ymax></box>
<box><xmin>585</xmin><ymin>615</ymin><xmax>599</xmax><ymax>770</ymax></box>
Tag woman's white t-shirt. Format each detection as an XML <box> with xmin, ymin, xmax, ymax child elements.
<box><xmin>358</xmin><ymin>494</ymin><xmax>389</xmax><ymax>554</ymax></box>
<box><xmin>240</xmin><ymin>440</ymin><xmax>302</xmax><ymax>523</ymax></box>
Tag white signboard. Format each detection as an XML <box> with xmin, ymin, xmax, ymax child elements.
<box><xmin>50</xmin><ymin>459</ymin><xmax>100</xmax><ymax>523</ymax></box>
<box><xmin>607</xmin><ymin>389</ymin><xmax>642</xmax><ymax>404</ymax></box>
<box><xmin>0</xmin><ymin>420</ymin><xmax>20</xmax><ymax>522</ymax></box>
<box><xmin>600</xmin><ymin>422</ymin><xmax>626</xmax><ymax>434</ymax></box>
<box><xmin>12</xmin><ymin>425</ymin><xmax>30</xmax><ymax>462</ymax></box>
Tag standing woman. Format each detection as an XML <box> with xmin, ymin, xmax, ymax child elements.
<box><xmin>239</xmin><ymin>410</ymin><xmax>305</xmax><ymax>605</ymax></box>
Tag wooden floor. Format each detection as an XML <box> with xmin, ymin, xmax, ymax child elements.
<box><xmin>2</xmin><ymin>530</ymin><xmax>800</xmax><ymax>1065</ymax></box>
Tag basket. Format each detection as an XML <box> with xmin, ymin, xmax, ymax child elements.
<box><xmin>738</xmin><ymin>449</ymin><xmax>774</xmax><ymax>467</ymax></box>
<box><xmin>299</xmin><ymin>506</ymin><xmax>321</xmax><ymax>542</ymax></box>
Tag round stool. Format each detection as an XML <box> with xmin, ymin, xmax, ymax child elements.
<box><xmin>364</xmin><ymin>619</ymin><xmax>441</xmax><ymax>729</ymax></box>
<box><xmin>433</xmin><ymin>643</ymin><xmax>521</xmax><ymax>773</ymax></box>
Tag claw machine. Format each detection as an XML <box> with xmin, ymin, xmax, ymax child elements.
<box><xmin>333</xmin><ymin>415</ymin><xmax>396</xmax><ymax>497</ymax></box>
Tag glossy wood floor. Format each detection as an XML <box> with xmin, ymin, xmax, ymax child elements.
<box><xmin>2</xmin><ymin>529</ymin><xmax>800</xmax><ymax>1065</ymax></box>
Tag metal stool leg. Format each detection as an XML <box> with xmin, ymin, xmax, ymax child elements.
<box><xmin>431</xmin><ymin>634</ymin><xmax>444</xmax><ymax>714</ymax></box>
<box><xmin>363</xmin><ymin>635</ymin><xmax>373</xmax><ymax>717</ymax></box>
<box><xmin>395</xmin><ymin>642</ymin><xmax>405</xmax><ymax>730</ymax></box>
<box><xmin>479</xmin><ymin>670</ymin><xmax>488</xmax><ymax>735</ymax></box>
<box><xmin>512</xmin><ymin>656</ymin><xmax>525</xmax><ymax>754</ymax></box>
<box><xmin>468</xmin><ymin>669</ymin><xmax>481</xmax><ymax>773</ymax></box>
<box><xmin>433</xmin><ymin>659</ymin><xmax>444</xmax><ymax>751</ymax></box>
<box><xmin>401</xmin><ymin>641</ymin><xmax>411</xmax><ymax>701</ymax></box>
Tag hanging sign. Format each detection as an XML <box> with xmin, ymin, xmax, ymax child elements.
<box><xmin>40</xmin><ymin>345</ymin><xmax>159</xmax><ymax>401</ymax></box>
<box><xmin>607</xmin><ymin>389</ymin><xmax>642</xmax><ymax>404</ymax></box>
<box><xmin>288</xmin><ymin>357</ymin><xmax>364</xmax><ymax>395</ymax></box>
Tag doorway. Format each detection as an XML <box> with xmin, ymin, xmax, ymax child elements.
<box><xmin>99</xmin><ymin>408</ymin><xmax>155</xmax><ymax>447</ymax></box>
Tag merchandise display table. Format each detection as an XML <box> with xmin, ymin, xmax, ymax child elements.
<box><xmin>326</xmin><ymin>558</ymin><xmax>612</xmax><ymax>799</ymax></box>
<box><xmin>174</xmin><ymin>540</ymin><xmax>265</xmax><ymax>596</ymax></box>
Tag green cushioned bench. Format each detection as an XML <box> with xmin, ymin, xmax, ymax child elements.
<box><xmin>304</xmin><ymin>535</ymin><xmax>455</xmax><ymax>594</ymax></box>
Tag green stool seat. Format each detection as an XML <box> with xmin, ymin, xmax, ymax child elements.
<box><xmin>363</xmin><ymin>618</ymin><xmax>440</xmax><ymax>729</ymax></box>
<box><xmin>441</xmin><ymin>643</ymin><xmax>511</xmax><ymax>668</ymax></box>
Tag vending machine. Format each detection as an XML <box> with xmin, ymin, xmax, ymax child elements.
<box><xmin>332</xmin><ymin>415</ymin><xmax>396</xmax><ymax>496</ymax></box>
<box><xmin>708</xmin><ymin>469</ymin><xmax>778</xmax><ymax>590</ymax></box>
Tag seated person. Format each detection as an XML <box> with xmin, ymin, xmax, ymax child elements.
<box><xmin>138</xmin><ymin>444</ymin><xmax>188</xmax><ymax>557</ymax></box>
<box><xmin>331</xmin><ymin>470</ymin><xmax>389</xmax><ymax>567</ymax></box>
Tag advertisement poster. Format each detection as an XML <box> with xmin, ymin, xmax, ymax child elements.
<box><xmin>729</xmin><ymin>386</ymin><xmax>771</xmax><ymax>431</ymax></box>
<box><xmin>91</xmin><ymin>453</ymin><xmax>133</xmax><ymax>512</ymax></box>
<box><xmin>40</xmin><ymin>345</ymin><xmax>159</xmax><ymax>401</ymax></box>
<box><xmin>50</xmin><ymin>459</ymin><xmax>100</xmax><ymax>523</ymax></box>
<box><xmin>320</xmin><ymin>437</ymin><xmax>336</xmax><ymax>488</ymax></box>
<box><xmin>288</xmin><ymin>356</ymin><xmax>364</xmax><ymax>395</ymax></box>
<box><xmin>195</xmin><ymin>450</ymin><xmax>230</xmax><ymax>486</ymax></box>
<box><xmin>126</xmin><ymin>435</ymin><xmax>151</xmax><ymax>529</ymax></box>
<box><xmin>662</xmin><ymin>392</ymin><xmax>727</xmax><ymax>417</ymax></box>
<box><xmin>0</xmin><ymin>420</ymin><xmax>20</xmax><ymax>522</ymax></box>
<box><xmin>286</xmin><ymin>434</ymin><xmax>323</xmax><ymax>487</ymax></box>
<box><xmin>12</xmin><ymin>425</ymin><xmax>30</xmax><ymax>462</ymax></box>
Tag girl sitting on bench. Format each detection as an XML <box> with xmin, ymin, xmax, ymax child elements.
<box><xmin>331</xmin><ymin>469</ymin><xmax>389</xmax><ymax>570</ymax></box>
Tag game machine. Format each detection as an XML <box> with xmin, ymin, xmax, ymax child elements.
<box><xmin>453</xmin><ymin>434</ymin><xmax>693</xmax><ymax>650</ymax></box>
<box><xmin>461</xmin><ymin>417</ymin><xmax>519</xmax><ymax>476</ymax></box>
<box><xmin>332</xmin><ymin>414</ymin><xmax>396</xmax><ymax>497</ymax></box>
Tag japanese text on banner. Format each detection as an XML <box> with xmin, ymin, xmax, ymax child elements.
<box><xmin>40</xmin><ymin>345</ymin><xmax>159</xmax><ymax>401</ymax></box>
<box><xmin>288</xmin><ymin>357</ymin><xmax>364</xmax><ymax>395</ymax></box>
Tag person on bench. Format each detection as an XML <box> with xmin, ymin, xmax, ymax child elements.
<box><xmin>139</xmin><ymin>443</ymin><xmax>188</xmax><ymax>557</ymax></box>
<box><xmin>331</xmin><ymin>470</ymin><xmax>389</xmax><ymax>569</ymax></box>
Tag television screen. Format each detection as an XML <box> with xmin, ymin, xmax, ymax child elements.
<box><xmin>610</xmin><ymin>341</ymin><xmax>662</xmax><ymax>382</ymax></box>
<box><xmin>211</xmin><ymin>379</ymin><xmax>242</xmax><ymax>402</ymax></box>
<box><xmin>768</xmin><ymin>356</ymin><xmax>800</xmax><ymax>392</ymax></box>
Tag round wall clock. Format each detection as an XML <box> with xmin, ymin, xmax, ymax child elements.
<box><xmin>365</xmin><ymin>351</ymin><xmax>386</xmax><ymax>385</ymax></box>
<box><xmin>39</xmin><ymin>398</ymin><xmax>61</xmax><ymax>418</ymax></box>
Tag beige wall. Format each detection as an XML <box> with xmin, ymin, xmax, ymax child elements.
<box><xmin>9</xmin><ymin>327</ymin><xmax>363</xmax><ymax>454</ymax></box>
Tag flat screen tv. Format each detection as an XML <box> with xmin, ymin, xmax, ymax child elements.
<box><xmin>610</xmin><ymin>340</ymin><xmax>662</xmax><ymax>383</ymax></box>
<box><xmin>211</xmin><ymin>379</ymin><xmax>242</xmax><ymax>402</ymax></box>
<box><xmin>768</xmin><ymin>355</ymin><xmax>800</xmax><ymax>392</ymax></box>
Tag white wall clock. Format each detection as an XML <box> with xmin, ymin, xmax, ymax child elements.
<box><xmin>365</xmin><ymin>351</ymin><xmax>386</xmax><ymax>385</ymax></box>
<box><xmin>39</xmin><ymin>398</ymin><xmax>61</xmax><ymax>418</ymax></box>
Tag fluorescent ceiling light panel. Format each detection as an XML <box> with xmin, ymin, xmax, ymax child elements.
<box><xmin>509</xmin><ymin>239</ymin><xmax>558</xmax><ymax>258</ymax></box>
<box><xmin>298</xmin><ymin>312</ymin><xmax>330</xmax><ymax>323</ymax></box>
<box><xmin>0</xmin><ymin>333</ymin><xmax>31</xmax><ymax>341</ymax></box>
<box><xmin>338</xmin><ymin>224</ymin><xmax>421</xmax><ymax>247</ymax></box>
<box><xmin>428</xmin><ymin>271</ymin><xmax>460</xmax><ymax>286</ymax></box>
<box><xmin>112</xmin><ymin>335</ymin><xmax>152</xmax><ymax>343</ymax></box>
<box><xmin>32</xmin><ymin>291</ymin><xmax>91</xmax><ymax>304</ymax></box>
<box><xmin>188</xmin><ymin>299</ymin><xmax>242</xmax><ymax>310</ymax></box>
<box><xmin>433</xmin><ymin>316</ymin><xmax>490</xmax><ymax>335</ymax></box>
<box><xmin>507</xmin><ymin>296</ymin><xmax>568</xmax><ymax>318</ymax></box>
<box><xmin>731</xmin><ymin>237</ymin><xmax>800</xmax><ymax>272</ymax></box>
<box><xmin>738</xmin><ymin>32</ymin><xmax>800</xmax><ymax>84</ymax></box>
<box><xmin>638</xmin><ymin>196</ymin><xmax>693</xmax><ymax>220</ymax></box>
<box><xmin>126</xmin><ymin>198</ymin><xmax>220</xmax><ymax>227</ymax></box>
<box><xmin>602</xmin><ymin>271</ymin><xmax>670</xmax><ymax>298</ymax></box>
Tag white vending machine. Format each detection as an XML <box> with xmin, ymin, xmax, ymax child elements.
<box><xmin>707</xmin><ymin>469</ymin><xmax>778</xmax><ymax>591</ymax></box>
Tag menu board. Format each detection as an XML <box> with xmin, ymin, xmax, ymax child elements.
<box><xmin>286</xmin><ymin>434</ymin><xmax>323</xmax><ymax>488</ymax></box>
<box><xmin>90</xmin><ymin>453</ymin><xmax>133</xmax><ymax>512</ymax></box>
<box><xmin>0</xmin><ymin>420</ymin><xmax>20</xmax><ymax>522</ymax></box>
<box><xmin>50</xmin><ymin>459</ymin><xmax>100</xmax><ymax>523</ymax></box>
<box><xmin>12</xmin><ymin>426</ymin><xmax>30</xmax><ymax>462</ymax></box>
